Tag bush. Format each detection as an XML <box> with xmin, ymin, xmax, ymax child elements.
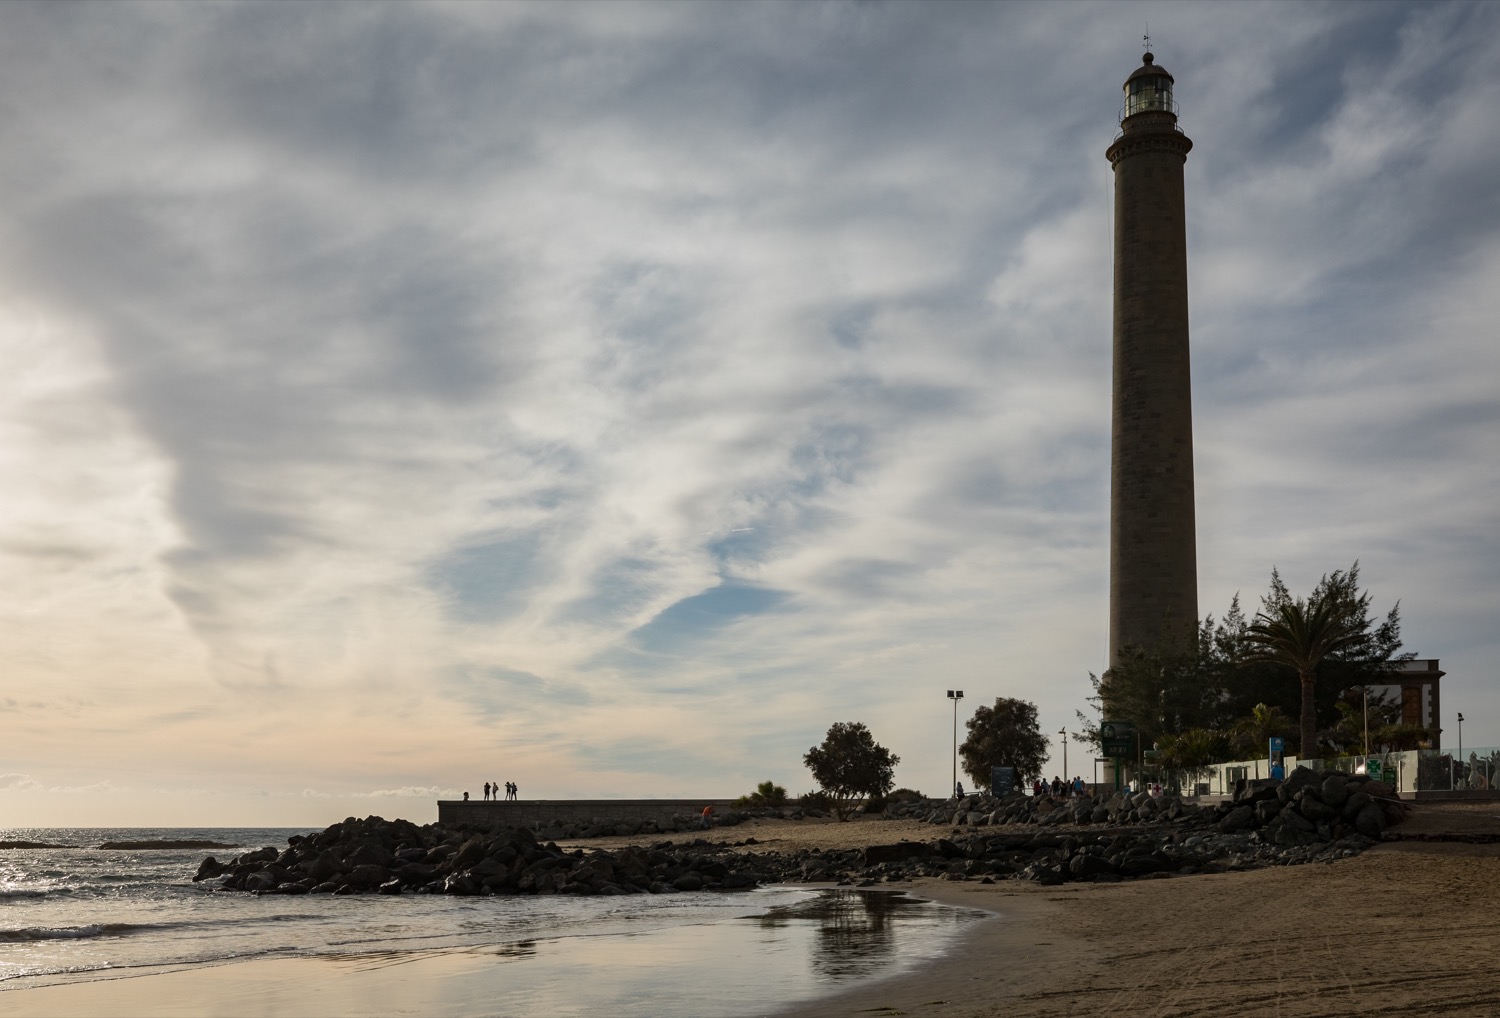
<box><xmin>798</xmin><ymin>790</ymin><xmax>834</xmax><ymax>812</ymax></box>
<box><xmin>733</xmin><ymin>780</ymin><xmax>789</xmax><ymax>809</ymax></box>
<box><xmin>887</xmin><ymin>787</ymin><xmax>925</xmax><ymax>803</ymax></box>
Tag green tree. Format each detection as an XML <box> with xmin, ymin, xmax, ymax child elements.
<box><xmin>958</xmin><ymin>697</ymin><xmax>1050</xmax><ymax>790</ymax></box>
<box><xmin>1228</xmin><ymin>702</ymin><xmax>1297</xmax><ymax>760</ymax></box>
<box><xmin>803</xmin><ymin>722</ymin><xmax>900</xmax><ymax>821</ymax></box>
<box><xmin>1242</xmin><ymin>567</ymin><xmax>1375</xmax><ymax>759</ymax></box>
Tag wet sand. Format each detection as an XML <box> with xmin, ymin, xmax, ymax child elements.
<box><xmin>773</xmin><ymin>802</ymin><xmax>1500</xmax><ymax>1018</ymax></box>
<box><xmin>4</xmin><ymin>805</ymin><xmax>1497</xmax><ymax>1017</ymax></box>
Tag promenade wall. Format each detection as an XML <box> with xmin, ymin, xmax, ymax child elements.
<box><xmin>436</xmin><ymin>798</ymin><xmax>737</xmax><ymax>828</ymax></box>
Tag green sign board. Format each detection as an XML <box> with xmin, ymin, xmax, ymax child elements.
<box><xmin>1100</xmin><ymin>720</ymin><xmax>1137</xmax><ymax>758</ymax></box>
<box><xmin>1366</xmin><ymin>757</ymin><xmax>1383</xmax><ymax>781</ymax></box>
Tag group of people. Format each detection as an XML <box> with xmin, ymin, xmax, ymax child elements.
<box><xmin>482</xmin><ymin>780</ymin><xmax>518</xmax><ymax>801</ymax></box>
<box><xmin>1034</xmin><ymin>775</ymin><xmax>1087</xmax><ymax>798</ymax></box>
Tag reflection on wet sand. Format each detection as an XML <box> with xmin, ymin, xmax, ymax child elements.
<box><xmin>756</xmin><ymin>889</ymin><xmax>972</xmax><ymax>981</ymax></box>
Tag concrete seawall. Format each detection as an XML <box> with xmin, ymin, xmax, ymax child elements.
<box><xmin>437</xmin><ymin>799</ymin><xmax>738</xmax><ymax>828</ymax></box>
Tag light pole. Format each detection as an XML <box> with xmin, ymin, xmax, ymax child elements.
<box><xmin>1059</xmin><ymin>726</ymin><xmax>1069</xmax><ymax>789</ymax></box>
<box><xmin>1457</xmin><ymin>711</ymin><xmax>1465</xmax><ymax>789</ymax></box>
<box><xmin>1362</xmin><ymin>686</ymin><xmax>1370</xmax><ymax>758</ymax></box>
<box><xmin>947</xmin><ymin>690</ymin><xmax>964</xmax><ymax>797</ymax></box>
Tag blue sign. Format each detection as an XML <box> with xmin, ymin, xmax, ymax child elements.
<box><xmin>1269</xmin><ymin>737</ymin><xmax>1285</xmax><ymax>753</ymax></box>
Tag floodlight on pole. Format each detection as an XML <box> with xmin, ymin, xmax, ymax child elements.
<box><xmin>947</xmin><ymin>690</ymin><xmax>964</xmax><ymax>797</ymax></box>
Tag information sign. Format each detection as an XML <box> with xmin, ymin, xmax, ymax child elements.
<box><xmin>1100</xmin><ymin>720</ymin><xmax>1137</xmax><ymax>758</ymax></box>
<box><xmin>991</xmin><ymin>766</ymin><xmax>1016</xmax><ymax>797</ymax></box>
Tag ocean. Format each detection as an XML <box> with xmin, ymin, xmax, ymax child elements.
<box><xmin>0</xmin><ymin>827</ymin><xmax>985</xmax><ymax>1016</ymax></box>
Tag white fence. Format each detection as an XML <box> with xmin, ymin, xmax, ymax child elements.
<box><xmin>1189</xmin><ymin>746</ymin><xmax>1500</xmax><ymax>795</ymax></box>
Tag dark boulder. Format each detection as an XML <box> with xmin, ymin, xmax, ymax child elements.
<box><xmin>1341</xmin><ymin>791</ymin><xmax>1373</xmax><ymax>819</ymax></box>
<box><xmin>1355</xmin><ymin>803</ymin><xmax>1388</xmax><ymax>838</ymax></box>
<box><xmin>1320</xmin><ymin>776</ymin><xmax>1349</xmax><ymax>808</ymax></box>
<box><xmin>244</xmin><ymin>871</ymin><xmax>278</xmax><ymax>893</ymax></box>
<box><xmin>1299</xmin><ymin>797</ymin><xmax>1337</xmax><ymax>823</ymax></box>
<box><xmin>1218</xmin><ymin>806</ymin><xmax>1256</xmax><ymax>833</ymax></box>
<box><xmin>347</xmin><ymin>864</ymin><xmax>392</xmax><ymax>888</ymax></box>
<box><xmin>193</xmin><ymin>857</ymin><xmax>229</xmax><ymax>882</ymax></box>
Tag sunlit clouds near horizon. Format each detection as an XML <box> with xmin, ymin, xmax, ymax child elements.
<box><xmin>2</xmin><ymin>1</ymin><xmax>1497</xmax><ymax>826</ymax></box>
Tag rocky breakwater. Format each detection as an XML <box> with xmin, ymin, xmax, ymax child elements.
<box><xmin>193</xmin><ymin>815</ymin><xmax>768</xmax><ymax>897</ymax></box>
<box><xmin>857</xmin><ymin>766</ymin><xmax>1408</xmax><ymax>885</ymax></box>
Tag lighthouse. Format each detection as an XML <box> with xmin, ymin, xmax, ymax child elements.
<box><xmin>1106</xmin><ymin>50</ymin><xmax>1198</xmax><ymax>669</ymax></box>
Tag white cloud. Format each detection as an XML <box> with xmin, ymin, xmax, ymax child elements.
<box><xmin>0</xmin><ymin>2</ymin><xmax>1496</xmax><ymax>824</ymax></box>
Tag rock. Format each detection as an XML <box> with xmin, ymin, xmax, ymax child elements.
<box><xmin>863</xmin><ymin>843</ymin><xmax>933</xmax><ymax>865</ymax></box>
<box><xmin>1118</xmin><ymin>854</ymin><xmax>1169</xmax><ymax>876</ymax></box>
<box><xmin>244</xmin><ymin>871</ymin><xmax>278</xmax><ymax>893</ymax></box>
<box><xmin>672</xmin><ymin>874</ymin><xmax>704</xmax><ymax>892</ymax></box>
<box><xmin>347</xmin><ymin>843</ymin><xmax>394</xmax><ymax>869</ymax></box>
<box><xmin>347</xmin><ymin>864</ymin><xmax>392</xmax><ymax>888</ymax></box>
<box><xmin>1299</xmin><ymin>797</ymin><xmax>1337</xmax><ymax>823</ymax></box>
<box><xmin>1341</xmin><ymin>790</ymin><xmax>1373</xmax><ymax>819</ymax></box>
<box><xmin>377</xmin><ymin>880</ymin><xmax>403</xmax><ymax>895</ymax></box>
<box><xmin>1320</xmin><ymin>776</ymin><xmax>1349</xmax><ymax>808</ymax></box>
<box><xmin>1354</xmin><ymin>803</ymin><xmax>1387</xmax><ymax>838</ymax></box>
<box><xmin>443</xmin><ymin>873</ymin><xmax>479</xmax><ymax>896</ymax></box>
<box><xmin>1255</xmin><ymin>800</ymin><xmax>1284</xmax><ymax>825</ymax></box>
<box><xmin>193</xmin><ymin>857</ymin><xmax>229</xmax><ymax>882</ymax></box>
<box><xmin>1279</xmin><ymin>808</ymin><xmax>1315</xmax><ymax>833</ymax></box>
<box><xmin>1069</xmin><ymin>853</ymin><xmax>1117</xmax><ymax>879</ymax></box>
<box><xmin>1218</xmin><ymin>806</ymin><xmax>1256</xmax><ymax>833</ymax></box>
<box><xmin>1279</xmin><ymin>767</ymin><xmax>1321</xmax><ymax>801</ymax></box>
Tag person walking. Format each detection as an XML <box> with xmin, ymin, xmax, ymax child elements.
<box><xmin>483</xmin><ymin>781</ymin><xmax>491</xmax><ymax>801</ymax></box>
<box><xmin>700</xmin><ymin>804</ymin><xmax>714</xmax><ymax>830</ymax></box>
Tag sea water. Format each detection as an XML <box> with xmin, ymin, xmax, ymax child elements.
<box><xmin>0</xmin><ymin>827</ymin><xmax>985</xmax><ymax>1016</ymax></box>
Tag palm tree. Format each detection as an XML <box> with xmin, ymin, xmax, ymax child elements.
<box><xmin>1241</xmin><ymin>574</ymin><xmax>1368</xmax><ymax>761</ymax></box>
<box><xmin>1231</xmin><ymin>702</ymin><xmax>1294</xmax><ymax>759</ymax></box>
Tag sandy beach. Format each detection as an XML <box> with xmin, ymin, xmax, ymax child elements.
<box><xmin>3</xmin><ymin>804</ymin><xmax>1497</xmax><ymax>1017</ymax></box>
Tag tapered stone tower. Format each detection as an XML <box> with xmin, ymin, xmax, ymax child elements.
<box><xmin>1106</xmin><ymin>51</ymin><xmax>1197</xmax><ymax>669</ymax></box>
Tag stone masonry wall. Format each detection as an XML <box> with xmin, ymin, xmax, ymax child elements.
<box><xmin>436</xmin><ymin>799</ymin><xmax>738</xmax><ymax>828</ymax></box>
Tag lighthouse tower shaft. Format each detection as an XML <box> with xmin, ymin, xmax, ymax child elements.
<box><xmin>1106</xmin><ymin>53</ymin><xmax>1198</xmax><ymax>668</ymax></box>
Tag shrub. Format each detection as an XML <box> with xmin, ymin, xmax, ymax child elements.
<box><xmin>798</xmin><ymin>790</ymin><xmax>834</xmax><ymax>812</ymax></box>
<box><xmin>733</xmin><ymin>780</ymin><xmax>789</xmax><ymax>808</ymax></box>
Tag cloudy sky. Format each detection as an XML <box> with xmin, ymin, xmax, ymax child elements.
<box><xmin>2</xmin><ymin>1</ymin><xmax>1496</xmax><ymax>826</ymax></box>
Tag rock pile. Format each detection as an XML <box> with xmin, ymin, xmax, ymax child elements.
<box><xmin>194</xmin><ymin>815</ymin><xmax>769</xmax><ymax>897</ymax></box>
<box><xmin>885</xmin><ymin>766</ymin><xmax>1404</xmax><ymax>848</ymax></box>
<box><xmin>193</xmin><ymin>768</ymin><xmax>1409</xmax><ymax>896</ymax></box>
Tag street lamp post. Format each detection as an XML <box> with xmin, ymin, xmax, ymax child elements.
<box><xmin>1362</xmin><ymin>686</ymin><xmax>1370</xmax><ymax>758</ymax></box>
<box><xmin>947</xmin><ymin>690</ymin><xmax>964</xmax><ymax>798</ymax></box>
<box><xmin>1457</xmin><ymin>711</ymin><xmax>1465</xmax><ymax>790</ymax></box>
<box><xmin>1059</xmin><ymin>726</ymin><xmax>1068</xmax><ymax>789</ymax></box>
